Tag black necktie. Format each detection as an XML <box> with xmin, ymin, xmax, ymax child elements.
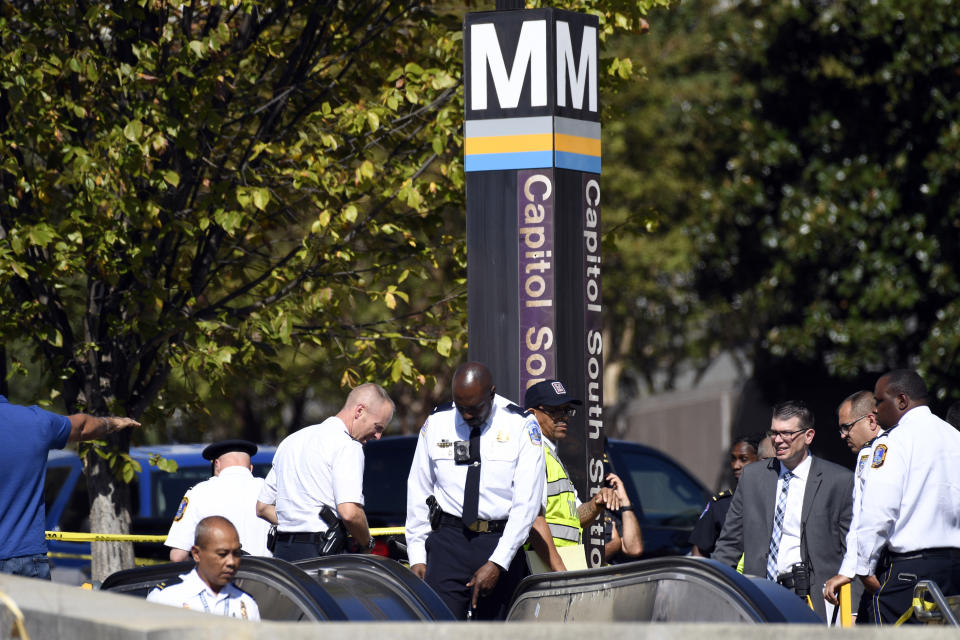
<box><xmin>461</xmin><ymin>426</ymin><xmax>482</xmax><ymax>528</ymax></box>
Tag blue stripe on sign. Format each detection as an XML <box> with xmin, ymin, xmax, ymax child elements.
<box><xmin>465</xmin><ymin>150</ymin><xmax>554</xmax><ymax>172</ymax></box>
<box><xmin>555</xmin><ymin>151</ymin><xmax>601</xmax><ymax>174</ymax></box>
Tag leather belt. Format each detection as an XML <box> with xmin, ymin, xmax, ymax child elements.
<box><xmin>889</xmin><ymin>547</ymin><xmax>960</xmax><ymax>561</ymax></box>
<box><xmin>276</xmin><ymin>531</ymin><xmax>323</xmax><ymax>544</ymax></box>
<box><xmin>438</xmin><ymin>511</ymin><xmax>507</xmax><ymax>534</ymax></box>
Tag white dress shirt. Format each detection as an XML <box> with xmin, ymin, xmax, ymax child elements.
<box><xmin>775</xmin><ymin>454</ymin><xmax>811</xmax><ymax>575</ymax></box>
<box><xmin>147</xmin><ymin>568</ymin><xmax>260</xmax><ymax>620</ymax></box>
<box><xmin>405</xmin><ymin>395</ymin><xmax>546</xmax><ymax>570</ymax></box>
<box><xmin>259</xmin><ymin>416</ymin><xmax>365</xmax><ymax>532</ymax></box>
<box><xmin>837</xmin><ymin>439</ymin><xmax>882</xmax><ymax>578</ymax></box>
<box><xmin>165</xmin><ymin>466</ymin><xmax>272</xmax><ymax>557</ymax></box>
<box><xmin>856</xmin><ymin>405</ymin><xmax>960</xmax><ymax>575</ymax></box>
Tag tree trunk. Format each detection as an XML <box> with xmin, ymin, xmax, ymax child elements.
<box><xmin>82</xmin><ymin>433</ymin><xmax>135</xmax><ymax>582</ymax></box>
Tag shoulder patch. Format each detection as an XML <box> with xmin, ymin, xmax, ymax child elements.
<box><xmin>698</xmin><ymin>501</ymin><xmax>711</xmax><ymax>519</ymax></box>
<box><xmin>430</xmin><ymin>401</ymin><xmax>453</xmax><ymax>415</ymax></box>
<box><xmin>173</xmin><ymin>496</ymin><xmax>189</xmax><ymax>521</ymax></box>
<box><xmin>858</xmin><ymin>453</ymin><xmax>870</xmax><ymax>475</ymax></box>
<box><xmin>527</xmin><ymin>420</ymin><xmax>542</xmax><ymax>445</ymax></box>
<box><xmin>871</xmin><ymin>444</ymin><xmax>887</xmax><ymax>468</ymax></box>
<box><xmin>504</xmin><ymin>403</ymin><xmax>526</xmax><ymax>416</ymax></box>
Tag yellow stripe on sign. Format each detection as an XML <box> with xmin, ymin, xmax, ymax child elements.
<box><xmin>465</xmin><ymin>133</ymin><xmax>553</xmax><ymax>155</ymax></box>
<box><xmin>554</xmin><ymin>133</ymin><xmax>601</xmax><ymax>157</ymax></box>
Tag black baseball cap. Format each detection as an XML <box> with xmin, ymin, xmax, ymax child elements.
<box><xmin>524</xmin><ymin>379</ymin><xmax>583</xmax><ymax>409</ymax></box>
<box><xmin>202</xmin><ymin>439</ymin><xmax>258</xmax><ymax>461</ymax></box>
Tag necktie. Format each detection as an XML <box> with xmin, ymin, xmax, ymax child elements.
<box><xmin>461</xmin><ymin>426</ymin><xmax>482</xmax><ymax>528</ymax></box>
<box><xmin>766</xmin><ymin>470</ymin><xmax>793</xmax><ymax>581</ymax></box>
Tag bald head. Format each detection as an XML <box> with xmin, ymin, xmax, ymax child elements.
<box><xmin>452</xmin><ymin>362</ymin><xmax>495</xmax><ymax>428</ymax></box>
<box><xmin>342</xmin><ymin>383</ymin><xmax>395</xmax><ymax>414</ymax></box>
<box><xmin>215</xmin><ymin>451</ymin><xmax>252</xmax><ymax>475</ymax></box>
<box><xmin>338</xmin><ymin>382</ymin><xmax>394</xmax><ymax>444</ymax></box>
<box><xmin>192</xmin><ymin>516</ymin><xmax>242</xmax><ymax>593</ymax></box>
<box><xmin>453</xmin><ymin>362</ymin><xmax>492</xmax><ymax>393</ymax></box>
<box><xmin>194</xmin><ymin>515</ymin><xmax>238</xmax><ymax>548</ymax></box>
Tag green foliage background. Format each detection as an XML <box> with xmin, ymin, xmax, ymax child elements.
<box><xmin>604</xmin><ymin>0</ymin><xmax>960</xmax><ymax>407</ymax></box>
<box><xmin>0</xmin><ymin>0</ymin><xmax>665</xmax><ymax>438</ymax></box>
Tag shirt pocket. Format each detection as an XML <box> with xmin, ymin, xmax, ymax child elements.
<box><xmin>483</xmin><ymin>439</ymin><xmax>517</xmax><ymax>462</ymax></box>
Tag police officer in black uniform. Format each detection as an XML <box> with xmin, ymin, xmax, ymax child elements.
<box><xmin>689</xmin><ymin>434</ymin><xmax>762</xmax><ymax>557</ymax></box>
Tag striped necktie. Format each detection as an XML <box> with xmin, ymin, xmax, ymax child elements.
<box><xmin>766</xmin><ymin>470</ymin><xmax>794</xmax><ymax>581</ymax></box>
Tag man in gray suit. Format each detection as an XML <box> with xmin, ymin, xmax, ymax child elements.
<box><xmin>713</xmin><ymin>400</ymin><xmax>854</xmax><ymax>621</ymax></box>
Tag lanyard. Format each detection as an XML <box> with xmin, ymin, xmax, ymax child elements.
<box><xmin>197</xmin><ymin>590</ymin><xmax>229</xmax><ymax>616</ymax></box>
<box><xmin>197</xmin><ymin>589</ymin><xmax>248</xmax><ymax>619</ymax></box>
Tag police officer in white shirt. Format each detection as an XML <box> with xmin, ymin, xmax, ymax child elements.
<box><xmin>165</xmin><ymin>440</ymin><xmax>272</xmax><ymax>561</ymax></box>
<box><xmin>256</xmin><ymin>383</ymin><xmax>394</xmax><ymax>561</ymax></box>
<box><xmin>148</xmin><ymin>516</ymin><xmax>260</xmax><ymax>621</ymax></box>
<box><xmin>855</xmin><ymin>369</ymin><xmax>960</xmax><ymax>625</ymax></box>
<box><xmin>406</xmin><ymin>362</ymin><xmax>545</xmax><ymax>620</ymax></box>
<box><xmin>823</xmin><ymin>391</ymin><xmax>880</xmax><ymax>620</ymax></box>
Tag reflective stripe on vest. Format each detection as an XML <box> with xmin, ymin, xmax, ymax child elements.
<box><xmin>544</xmin><ymin>446</ymin><xmax>582</xmax><ymax>546</ymax></box>
<box><xmin>547</xmin><ymin>477</ymin><xmax>577</xmax><ymax>496</ymax></box>
<box><xmin>548</xmin><ymin>522</ymin><xmax>581</xmax><ymax>544</ymax></box>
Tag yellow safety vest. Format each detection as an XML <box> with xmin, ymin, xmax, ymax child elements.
<box><xmin>544</xmin><ymin>445</ymin><xmax>582</xmax><ymax>546</ymax></box>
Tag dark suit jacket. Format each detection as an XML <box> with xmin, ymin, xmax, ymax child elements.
<box><xmin>713</xmin><ymin>455</ymin><xmax>856</xmax><ymax>620</ymax></box>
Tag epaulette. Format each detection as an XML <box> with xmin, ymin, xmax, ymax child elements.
<box><xmin>151</xmin><ymin>575</ymin><xmax>184</xmax><ymax>592</ymax></box>
<box><xmin>430</xmin><ymin>401</ymin><xmax>454</xmax><ymax>415</ymax></box>
<box><xmin>712</xmin><ymin>490</ymin><xmax>732</xmax><ymax>502</ymax></box>
<box><xmin>877</xmin><ymin>425</ymin><xmax>895</xmax><ymax>438</ymax></box>
<box><xmin>504</xmin><ymin>403</ymin><xmax>526</xmax><ymax>415</ymax></box>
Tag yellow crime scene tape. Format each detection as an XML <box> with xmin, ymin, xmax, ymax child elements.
<box><xmin>45</xmin><ymin>527</ymin><xmax>406</xmax><ymax>568</ymax></box>
<box><xmin>46</xmin><ymin>527</ymin><xmax>405</xmax><ymax>543</ymax></box>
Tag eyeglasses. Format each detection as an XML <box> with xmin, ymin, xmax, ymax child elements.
<box><xmin>765</xmin><ymin>427</ymin><xmax>809</xmax><ymax>442</ymax></box>
<box><xmin>539</xmin><ymin>406</ymin><xmax>576</xmax><ymax>420</ymax></box>
<box><xmin>839</xmin><ymin>414</ymin><xmax>870</xmax><ymax>436</ymax></box>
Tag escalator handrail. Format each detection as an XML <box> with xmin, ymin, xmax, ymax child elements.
<box><xmin>101</xmin><ymin>556</ymin><xmax>349</xmax><ymax>621</ymax></box>
<box><xmin>509</xmin><ymin>556</ymin><xmax>819</xmax><ymax>623</ymax></box>
<box><xmin>294</xmin><ymin>554</ymin><xmax>455</xmax><ymax>620</ymax></box>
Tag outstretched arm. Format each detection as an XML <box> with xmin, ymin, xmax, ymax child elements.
<box><xmin>67</xmin><ymin>414</ymin><xmax>140</xmax><ymax>443</ymax></box>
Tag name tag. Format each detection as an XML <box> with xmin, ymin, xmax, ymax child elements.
<box><xmin>435</xmin><ymin>439</ymin><xmax>455</xmax><ymax>460</ymax></box>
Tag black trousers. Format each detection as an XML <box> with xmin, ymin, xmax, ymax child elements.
<box><xmin>424</xmin><ymin>524</ymin><xmax>529</xmax><ymax>621</ymax></box>
<box><xmin>274</xmin><ymin>538</ymin><xmax>323</xmax><ymax>562</ymax></box>
<box><xmin>872</xmin><ymin>551</ymin><xmax>960</xmax><ymax>625</ymax></box>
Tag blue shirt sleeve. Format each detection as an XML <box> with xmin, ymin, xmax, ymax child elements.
<box><xmin>31</xmin><ymin>406</ymin><xmax>72</xmax><ymax>450</ymax></box>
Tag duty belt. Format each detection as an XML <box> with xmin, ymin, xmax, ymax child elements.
<box><xmin>438</xmin><ymin>511</ymin><xmax>507</xmax><ymax>534</ymax></box>
<box><xmin>888</xmin><ymin>547</ymin><xmax>960</xmax><ymax>561</ymax></box>
<box><xmin>276</xmin><ymin>531</ymin><xmax>323</xmax><ymax>544</ymax></box>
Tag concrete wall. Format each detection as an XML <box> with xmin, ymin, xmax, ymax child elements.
<box><xmin>615</xmin><ymin>382</ymin><xmax>738</xmax><ymax>492</ymax></box>
<box><xmin>1</xmin><ymin>573</ymin><xmax>957</xmax><ymax>640</ymax></box>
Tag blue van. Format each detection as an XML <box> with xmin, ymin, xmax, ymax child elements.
<box><xmin>45</xmin><ymin>444</ymin><xmax>275</xmax><ymax>583</ymax></box>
